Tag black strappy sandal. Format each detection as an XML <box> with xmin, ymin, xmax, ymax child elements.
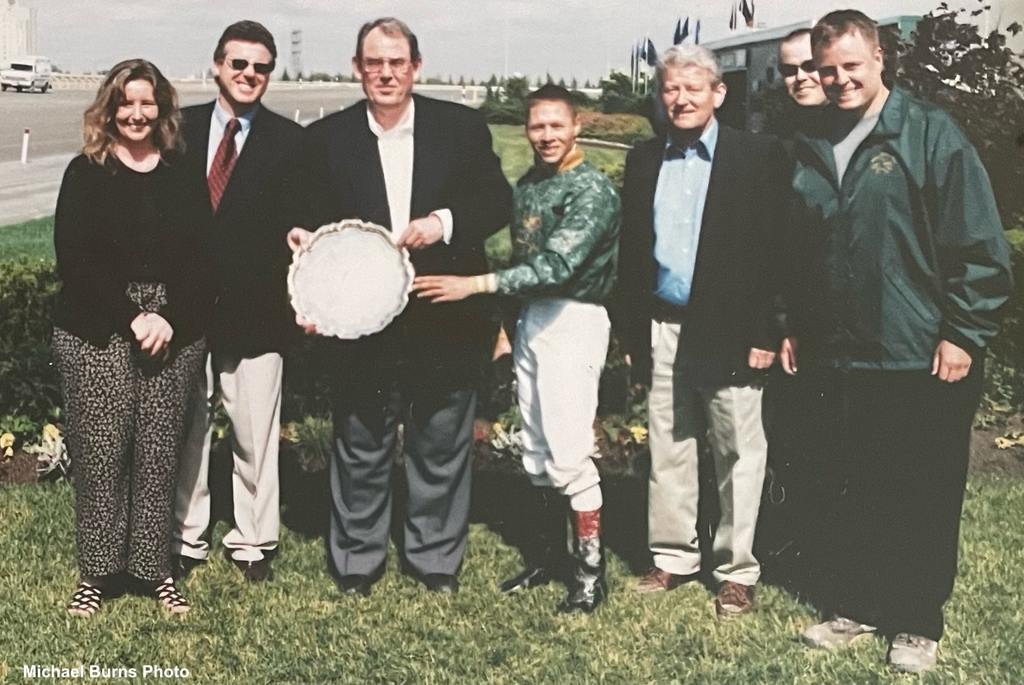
<box><xmin>154</xmin><ymin>578</ymin><xmax>191</xmax><ymax>615</ymax></box>
<box><xmin>66</xmin><ymin>582</ymin><xmax>102</xmax><ymax>617</ymax></box>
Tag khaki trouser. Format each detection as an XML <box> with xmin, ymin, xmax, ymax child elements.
<box><xmin>647</xmin><ymin>321</ymin><xmax>766</xmax><ymax>586</ymax></box>
<box><xmin>174</xmin><ymin>352</ymin><xmax>282</xmax><ymax>563</ymax></box>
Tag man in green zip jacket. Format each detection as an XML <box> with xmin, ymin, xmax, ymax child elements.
<box><xmin>413</xmin><ymin>84</ymin><xmax>621</xmax><ymax>614</ymax></box>
<box><xmin>787</xmin><ymin>10</ymin><xmax>1013</xmax><ymax>674</ymax></box>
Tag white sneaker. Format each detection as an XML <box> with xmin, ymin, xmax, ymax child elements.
<box><xmin>800</xmin><ymin>616</ymin><xmax>877</xmax><ymax>650</ymax></box>
<box><xmin>887</xmin><ymin>633</ymin><xmax>938</xmax><ymax>673</ymax></box>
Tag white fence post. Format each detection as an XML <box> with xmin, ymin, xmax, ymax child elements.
<box><xmin>20</xmin><ymin>129</ymin><xmax>30</xmax><ymax>164</ymax></box>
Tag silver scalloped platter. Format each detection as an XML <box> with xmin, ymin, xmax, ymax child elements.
<box><xmin>288</xmin><ymin>220</ymin><xmax>415</xmax><ymax>339</ymax></box>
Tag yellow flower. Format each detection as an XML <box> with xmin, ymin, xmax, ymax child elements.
<box><xmin>42</xmin><ymin>424</ymin><xmax>61</xmax><ymax>442</ymax></box>
<box><xmin>492</xmin><ymin>422</ymin><xmax>506</xmax><ymax>436</ymax></box>
<box><xmin>994</xmin><ymin>432</ymin><xmax>1024</xmax><ymax>450</ymax></box>
<box><xmin>629</xmin><ymin>425</ymin><xmax>648</xmax><ymax>444</ymax></box>
<box><xmin>1</xmin><ymin>432</ymin><xmax>14</xmax><ymax>459</ymax></box>
<box><xmin>280</xmin><ymin>422</ymin><xmax>299</xmax><ymax>443</ymax></box>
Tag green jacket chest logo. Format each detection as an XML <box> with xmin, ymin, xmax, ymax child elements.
<box><xmin>523</xmin><ymin>215</ymin><xmax>542</xmax><ymax>232</ymax></box>
<box><xmin>869</xmin><ymin>152</ymin><xmax>897</xmax><ymax>175</ymax></box>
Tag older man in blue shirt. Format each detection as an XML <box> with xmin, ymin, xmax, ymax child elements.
<box><xmin>615</xmin><ymin>44</ymin><xmax>790</xmax><ymax>618</ymax></box>
<box><xmin>653</xmin><ymin>119</ymin><xmax>717</xmax><ymax>306</ymax></box>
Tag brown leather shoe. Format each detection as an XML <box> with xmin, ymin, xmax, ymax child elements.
<box><xmin>715</xmin><ymin>581</ymin><xmax>755</xmax><ymax>619</ymax></box>
<box><xmin>230</xmin><ymin>557</ymin><xmax>274</xmax><ymax>583</ymax></box>
<box><xmin>632</xmin><ymin>567</ymin><xmax>690</xmax><ymax>593</ymax></box>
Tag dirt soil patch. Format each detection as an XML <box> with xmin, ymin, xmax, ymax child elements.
<box><xmin>0</xmin><ymin>451</ymin><xmax>37</xmax><ymax>485</ymax></box>
<box><xmin>970</xmin><ymin>414</ymin><xmax>1024</xmax><ymax>478</ymax></box>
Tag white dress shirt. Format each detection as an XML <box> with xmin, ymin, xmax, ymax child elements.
<box><xmin>206</xmin><ymin>100</ymin><xmax>257</xmax><ymax>175</ymax></box>
<box><xmin>365</xmin><ymin>100</ymin><xmax>452</xmax><ymax>243</ymax></box>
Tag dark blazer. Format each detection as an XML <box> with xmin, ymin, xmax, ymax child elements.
<box><xmin>612</xmin><ymin>123</ymin><xmax>791</xmax><ymax>388</ymax></box>
<box><xmin>181</xmin><ymin>102</ymin><xmax>304</xmax><ymax>358</ymax></box>
<box><xmin>299</xmin><ymin>94</ymin><xmax>513</xmax><ymax>388</ymax></box>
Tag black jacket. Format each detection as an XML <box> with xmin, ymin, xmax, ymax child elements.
<box><xmin>612</xmin><ymin>124</ymin><xmax>791</xmax><ymax>388</ymax></box>
<box><xmin>52</xmin><ymin>153</ymin><xmax>212</xmax><ymax>349</ymax></box>
<box><xmin>181</xmin><ymin>102</ymin><xmax>304</xmax><ymax>358</ymax></box>
<box><xmin>299</xmin><ymin>95</ymin><xmax>513</xmax><ymax>389</ymax></box>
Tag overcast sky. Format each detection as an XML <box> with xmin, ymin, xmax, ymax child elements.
<box><xmin>29</xmin><ymin>0</ymin><xmax>1022</xmax><ymax>82</ymax></box>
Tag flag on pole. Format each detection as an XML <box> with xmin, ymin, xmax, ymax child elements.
<box><xmin>673</xmin><ymin>18</ymin><xmax>682</xmax><ymax>45</ymax></box>
<box><xmin>645</xmin><ymin>38</ymin><xmax>657</xmax><ymax>66</ymax></box>
<box><xmin>741</xmin><ymin>0</ymin><xmax>755</xmax><ymax>28</ymax></box>
<box><xmin>680</xmin><ymin>17</ymin><xmax>690</xmax><ymax>43</ymax></box>
<box><xmin>695</xmin><ymin>18</ymin><xmax>702</xmax><ymax>44</ymax></box>
<box><xmin>729</xmin><ymin>3</ymin><xmax>737</xmax><ymax>30</ymax></box>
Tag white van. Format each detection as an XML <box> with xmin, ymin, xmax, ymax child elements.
<box><xmin>1</xmin><ymin>56</ymin><xmax>53</xmax><ymax>93</ymax></box>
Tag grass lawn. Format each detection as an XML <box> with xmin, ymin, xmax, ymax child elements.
<box><xmin>0</xmin><ymin>474</ymin><xmax>1022</xmax><ymax>683</ymax></box>
<box><xmin>0</xmin><ymin>217</ymin><xmax>55</xmax><ymax>262</ymax></box>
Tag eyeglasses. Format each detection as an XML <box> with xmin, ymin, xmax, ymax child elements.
<box><xmin>227</xmin><ymin>58</ymin><xmax>274</xmax><ymax>75</ymax></box>
<box><xmin>778</xmin><ymin>60</ymin><xmax>817</xmax><ymax>77</ymax></box>
<box><xmin>361</xmin><ymin>58</ymin><xmax>413</xmax><ymax>75</ymax></box>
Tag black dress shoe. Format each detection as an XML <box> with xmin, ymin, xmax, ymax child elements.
<box><xmin>421</xmin><ymin>573</ymin><xmax>459</xmax><ymax>594</ymax></box>
<box><xmin>499</xmin><ymin>566</ymin><xmax>551</xmax><ymax>594</ymax></box>
<box><xmin>230</xmin><ymin>557</ymin><xmax>274</xmax><ymax>583</ymax></box>
<box><xmin>171</xmin><ymin>555</ymin><xmax>205</xmax><ymax>581</ymax></box>
<box><xmin>337</xmin><ymin>574</ymin><xmax>375</xmax><ymax>597</ymax></box>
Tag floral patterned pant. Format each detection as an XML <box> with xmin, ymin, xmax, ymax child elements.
<box><xmin>52</xmin><ymin>322</ymin><xmax>205</xmax><ymax>582</ymax></box>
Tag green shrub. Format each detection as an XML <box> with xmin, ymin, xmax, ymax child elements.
<box><xmin>0</xmin><ymin>259</ymin><xmax>62</xmax><ymax>440</ymax></box>
<box><xmin>479</xmin><ymin>99</ymin><xmax>525</xmax><ymax>125</ymax></box>
<box><xmin>578</xmin><ymin>112</ymin><xmax>652</xmax><ymax>146</ymax></box>
<box><xmin>979</xmin><ymin>225</ymin><xmax>1024</xmax><ymax>424</ymax></box>
<box><xmin>1</xmin><ymin>219</ymin><xmax>1020</xmax><ymax>450</ymax></box>
<box><xmin>480</xmin><ymin>78</ymin><xmax>597</xmax><ymax>126</ymax></box>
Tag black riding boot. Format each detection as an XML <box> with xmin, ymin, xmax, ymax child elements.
<box><xmin>557</xmin><ymin>508</ymin><xmax>606</xmax><ymax>614</ymax></box>
<box><xmin>500</xmin><ymin>487</ymin><xmax>567</xmax><ymax>593</ymax></box>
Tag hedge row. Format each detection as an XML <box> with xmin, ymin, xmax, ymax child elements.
<box><xmin>2</xmin><ymin>229</ymin><xmax>1022</xmax><ymax>440</ymax></box>
<box><xmin>0</xmin><ymin>259</ymin><xmax>62</xmax><ymax>436</ymax></box>
<box><xmin>577</xmin><ymin>112</ymin><xmax>654</xmax><ymax>146</ymax></box>
<box><xmin>480</xmin><ymin>103</ymin><xmax>655</xmax><ymax>149</ymax></box>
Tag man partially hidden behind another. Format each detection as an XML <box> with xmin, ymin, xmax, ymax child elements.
<box><xmin>288</xmin><ymin>17</ymin><xmax>511</xmax><ymax>596</ymax></box>
<box><xmin>751</xmin><ymin>25</ymin><xmax>831</xmax><ymax>586</ymax></box>
<box><xmin>615</xmin><ymin>45</ymin><xmax>790</xmax><ymax>618</ymax></box>
<box><xmin>414</xmin><ymin>84</ymin><xmax>620</xmax><ymax>613</ymax></box>
<box><xmin>173</xmin><ymin>21</ymin><xmax>302</xmax><ymax>583</ymax></box>
<box><xmin>778</xmin><ymin>29</ymin><xmax>829</xmax><ymax>116</ymax></box>
<box><xmin>789</xmin><ymin>11</ymin><xmax>1012</xmax><ymax>673</ymax></box>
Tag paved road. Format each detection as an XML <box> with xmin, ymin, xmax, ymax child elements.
<box><xmin>0</xmin><ymin>83</ymin><xmax>482</xmax><ymax>226</ymax></box>
<box><xmin>0</xmin><ymin>153</ymin><xmax>74</xmax><ymax>229</ymax></box>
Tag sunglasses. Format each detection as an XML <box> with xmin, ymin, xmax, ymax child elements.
<box><xmin>778</xmin><ymin>60</ymin><xmax>817</xmax><ymax>77</ymax></box>
<box><xmin>227</xmin><ymin>58</ymin><xmax>274</xmax><ymax>75</ymax></box>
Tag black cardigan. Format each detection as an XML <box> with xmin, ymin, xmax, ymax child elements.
<box><xmin>52</xmin><ymin>153</ymin><xmax>213</xmax><ymax>349</ymax></box>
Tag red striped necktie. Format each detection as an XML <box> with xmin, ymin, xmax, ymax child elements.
<box><xmin>207</xmin><ymin>117</ymin><xmax>240</xmax><ymax>212</ymax></box>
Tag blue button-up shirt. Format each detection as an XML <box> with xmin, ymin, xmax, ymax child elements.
<box><xmin>652</xmin><ymin>118</ymin><xmax>719</xmax><ymax>306</ymax></box>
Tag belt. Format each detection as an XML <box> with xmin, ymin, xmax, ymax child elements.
<box><xmin>650</xmin><ymin>297</ymin><xmax>688</xmax><ymax>324</ymax></box>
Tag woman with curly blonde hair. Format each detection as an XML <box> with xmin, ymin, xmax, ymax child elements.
<box><xmin>52</xmin><ymin>58</ymin><xmax>212</xmax><ymax>618</ymax></box>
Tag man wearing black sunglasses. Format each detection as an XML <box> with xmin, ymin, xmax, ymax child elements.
<box><xmin>172</xmin><ymin>20</ymin><xmax>303</xmax><ymax>585</ymax></box>
<box><xmin>777</xmin><ymin>28</ymin><xmax>827</xmax><ymax>108</ymax></box>
<box><xmin>753</xmin><ymin>25</ymin><xmax>831</xmax><ymax>612</ymax></box>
